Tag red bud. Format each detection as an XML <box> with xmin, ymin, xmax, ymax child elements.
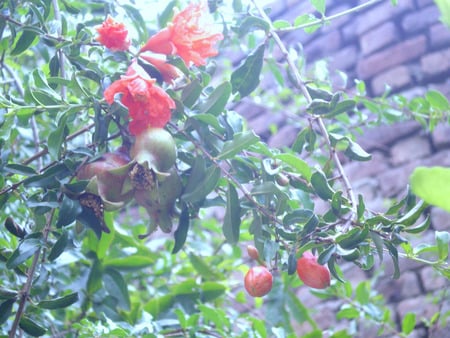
<box><xmin>296</xmin><ymin>251</ymin><xmax>331</xmax><ymax>289</ymax></box>
<box><xmin>244</xmin><ymin>266</ymin><xmax>273</xmax><ymax>297</ymax></box>
<box><xmin>247</xmin><ymin>245</ymin><xmax>260</xmax><ymax>260</ymax></box>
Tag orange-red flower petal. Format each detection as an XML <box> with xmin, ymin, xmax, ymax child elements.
<box><xmin>96</xmin><ymin>15</ymin><xmax>131</xmax><ymax>51</ymax></box>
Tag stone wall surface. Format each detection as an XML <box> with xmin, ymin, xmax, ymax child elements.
<box><xmin>232</xmin><ymin>0</ymin><xmax>450</xmax><ymax>336</ymax></box>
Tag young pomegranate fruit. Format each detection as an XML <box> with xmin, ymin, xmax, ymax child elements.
<box><xmin>244</xmin><ymin>266</ymin><xmax>273</xmax><ymax>297</ymax></box>
<box><xmin>130</xmin><ymin>127</ymin><xmax>176</xmax><ymax>173</ymax></box>
<box><xmin>77</xmin><ymin>147</ymin><xmax>134</xmax><ymax>210</ymax></box>
<box><xmin>296</xmin><ymin>251</ymin><xmax>331</xmax><ymax>289</ymax></box>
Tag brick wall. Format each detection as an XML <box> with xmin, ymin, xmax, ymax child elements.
<box><xmin>234</xmin><ymin>0</ymin><xmax>450</xmax><ymax>336</ymax></box>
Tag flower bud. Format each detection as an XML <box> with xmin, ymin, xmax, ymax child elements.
<box><xmin>296</xmin><ymin>251</ymin><xmax>331</xmax><ymax>289</ymax></box>
<box><xmin>247</xmin><ymin>245</ymin><xmax>260</xmax><ymax>260</ymax></box>
<box><xmin>244</xmin><ymin>266</ymin><xmax>273</xmax><ymax>297</ymax></box>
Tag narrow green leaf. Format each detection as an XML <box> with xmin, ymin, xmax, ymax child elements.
<box><xmin>181</xmin><ymin>79</ymin><xmax>202</xmax><ymax>108</ymax></box>
<box><xmin>384</xmin><ymin>241</ymin><xmax>400</xmax><ymax>279</ymax></box>
<box><xmin>435</xmin><ymin>0</ymin><xmax>450</xmax><ymax>28</ymax></box>
<box><xmin>336</xmin><ymin>306</ymin><xmax>360</xmax><ymax>320</ymax></box>
<box><xmin>104</xmin><ymin>255</ymin><xmax>155</xmax><ymax>270</ymax></box>
<box><xmin>238</xmin><ymin>16</ymin><xmax>270</xmax><ymax>36</ymax></box>
<box><xmin>6</xmin><ymin>238</ymin><xmax>42</xmax><ymax>269</ymax></box>
<box><xmin>0</xmin><ymin>299</ymin><xmax>15</xmax><ymax>325</ymax></box>
<box><xmin>395</xmin><ymin>199</ymin><xmax>427</xmax><ymax>226</ymax></box>
<box><xmin>310</xmin><ymin>0</ymin><xmax>326</xmax><ymax>15</ymax></box>
<box><xmin>231</xmin><ymin>44</ymin><xmax>265</xmax><ymax>98</ymax></box>
<box><xmin>223</xmin><ymin>183</ymin><xmax>241</xmax><ymax>244</ymax></box>
<box><xmin>401</xmin><ymin>312</ymin><xmax>416</xmax><ymax>335</ymax></box>
<box><xmin>435</xmin><ymin>231</ymin><xmax>450</xmax><ymax>261</ymax></box>
<box><xmin>311</xmin><ymin>170</ymin><xmax>334</xmax><ymax>200</ymax></box>
<box><xmin>318</xmin><ymin>245</ymin><xmax>336</xmax><ymax>265</ymax></box>
<box><xmin>11</xmin><ymin>30</ymin><xmax>38</xmax><ymax>55</ymax></box>
<box><xmin>104</xmin><ymin>268</ymin><xmax>130</xmax><ymax>310</ymax></box>
<box><xmin>189</xmin><ymin>254</ymin><xmax>221</xmax><ymax>280</ymax></box>
<box><xmin>56</xmin><ymin>195</ymin><xmax>82</xmax><ymax>228</ymax></box>
<box><xmin>172</xmin><ymin>207</ymin><xmax>190</xmax><ymax>254</ymax></box>
<box><xmin>144</xmin><ymin>294</ymin><xmax>174</xmax><ymax>318</ymax></box>
<box><xmin>87</xmin><ymin>259</ymin><xmax>103</xmax><ymax>295</ymax></box>
<box><xmin>48</xmin><ymin>113</ymin><xmax>68</xmax><ymax>159</ymax></box>
<box><xmin>37</xmin><ymin>292</ymin><xmax>78</xmax><ymax>309</ymax></box>
<box><xmin>47</xmin><ymin>230</ymin><xmax>69</xmax><ymax>261</ymax></box>
<box><xmin>3</xmin><ymin>164</ymin><xmax>37</xmax><ymax>176</ymax></box>
<box><xmin>0</xmin><ymin>287</ymin><xmax>18</xmax><ymax>300</ymax></box>
<box><xmin>274</xmin><ymin>153</ymin><xmax>312</xmax><ymax>180</ymax></box>
<box><xmin>369</xmin><ymin>231</ymin><xmax>384</xmax><ymax>261</ymax></box>
<box><xmin>19</xmin><ymin>317</ymin><xmax>47</xmax><ymax>337</ymax></box>
<box><xmin>410</xmin><ymin>167</ymin><xmax>450</xmax><ymax>213</ymax></box>
<box><xmin>426</xmin><ymin>90</ymin><xmax>450</xmax><ymax>110</ymax></box>
<box><xmin>217</xmin><ymin>131</ymin><xmax>260</xmax><ymax>160</ymax></box>
<box><xmin>181</xmin><ymin>165</ymin><xmax>221</xmax><ymax>203</ymax></box>
<box><xmin>283</xmin><ymin>209</ymin><xmax>314</xmax><ymax>226</ymax></box>
<box><xmin>344</xmin><ymin>140</ymin><xmax>372</xmax><ymax>161</ymax></box>
<box><xmin>199</xmin><ymin>81</ymin><xmax>231</xmax><ymax>116</ymax></box>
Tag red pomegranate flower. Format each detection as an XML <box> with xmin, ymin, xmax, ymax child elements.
<box><xmin>96</xmin><ymin>15</ymin><xmax>131</xmax><ymax>51</ymax></box>
<box><xmin>104</xmin><ymin>62</ymin><xmax>176</xmax><ymax>135</ymax></box>
<box><xmin>140</xmin><ymin>2</ymin><xmax>223</xmax><ymax>66</ymax></box>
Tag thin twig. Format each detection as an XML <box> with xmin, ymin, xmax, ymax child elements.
<box><xmin>275</xmin><ymin>0</ymin><xmax>385</xmax><ymax>32</ymax></box>
<box><xmin>251</xmin><ymin>0</ymin><xmax>358</xmax><ymax>226</ymax></box>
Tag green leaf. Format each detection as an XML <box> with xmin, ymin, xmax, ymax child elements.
<box><xmin>344</xmin><ymin>140</ymin><xmax>371</xmax><ymax>161</ymax></box>
<box><xmin>11</xmin><ymin>30</ymin><xmax>38</xmax><ymax>55</ymax></box>
<box><xmin>104</xmin><ymin>268</ymin><xmax>130</xmax><ymax>310</ymax></box>
<box><xmin>104</xmin><ymin>255</ymin><xmax>155</xmax><ymax>270</ymax></box>
<box><xmin>19</xmin><ymin>316</ymin><xmax>47</xmax><ymax>337</ymax></box>
<box><xmin>37</xmin><ymin>292</ymin><xmax>79</xmax><ymax>309</ymax></box>
<box><xmin>181</xmin><ymin>165</ymin><xmax>221</xmax><ymax>203</ymax></box>
<box><xmin>401</xmin><ymin>312</ymin><xmax>416</xmax><ymax>335</ymax></box>
<box><xmin>172</xmin><ymin>207</ymin><xmax>190</xmax><ymax>254</ymax></box>
<box><xmin>311</xmin><ymin>170</ymin><xmax>334</xmax><ymax>200</ymax></box>
<box><xmin>189</xmin><ymin>254</ymin><xmax>221</xmax><ymax>280</ymax></box>
<box><xmin>6</xmin><ymin>237</ymin><xmax>42</xmax><ymax>269</ymax></box>
<box><xmin>0</xmin><ymin>298</ymin><xmax>15</xmax><ymax>325</ymax></box>
<box><xmin>3</xmin><ymin>164</ymin><xmax>37</xmax><ymax>176</ymax></box>
<box><xmin>144</xmin><ymin>294</ymin><xmax>174</xmax><ymax>318</ymax></box>
<box><xmin>395</xmin><ymin>199</ymin><xmax>427</xmax><ymax>226</ymax></box>
<box><xmin>403</xmin><ymin>215</ymin><xmax>431</xmax><ymax>234</ymax></box>
<box><xmin>47</xmin><ymin>230</ymin><xmax>69</xmax><ymax>261</ymax></box>
<box><xmin>56</xmin><ymin>195</ymin><xmax>82</xmax><ymax>228</ymax></box>
<box><xmin>310</xmin><ymin>0</ymin><xmax>326</xmax><ymax>15</ymax></box>
<box><xmin>410</xmin><ymin>167</ymin><xmax>450</xmax><ymax>213</ymax></box>
<box><xmin>435</xmin><ymin>0</ymin><xmax>450</xmax><ymax>28</ymax></box>
<box><xmin>87</xmin><ymin>259</ymin><xmax>103</xmax><ymax>295</ymax></box>
<box><xmin>384</xmin><ymin>241</ymin><xmax>400</xmax><ymax>279</ymax></box>
<box><xmin>238</xmin><ymin>16</ymin><xmax>270</xmax><ymax>37</ymax></box>
<box><xmin>218</xmin><ymin>130</ymin><xmax>260</xmax><ymax>160</ymax></box>
<box><xmin>223</xmin><ymin>183</ymin><xmax>241</xmax><ymax>244</ymax></box>
<box><xmin>231</xmin><ymin>44</ymin><xmax>265</xmax><ymax>98</ymax></box>
<box><xmin>318</xmin><ymin>245</ymin><xmax>336</xmax><ymax>265</ymax></box>
<box><xmin>181</xmin><ymin>79</ymin><xmax>202</xmax><ymax>108</ymax></box>
<box><xmin>274</xmin><ymin>153</ymin><xmax>312</xmax><ymax>180</ymax></box>
<box><xmin>435</xmin><ymin>231</ymin><xmax>450</xmax><ymax>261</ymax></box>
<box><xmin>199</xmin><ymin>81</ymin><xmax>231</xmax><ymax>116</ymax></box>
<box><xmin>426</xmin><ymin>90</ymin><xmax>450</xmax><ymax>110</ymax></box>
<box><xmin>336</xmin><ymin>305</ymin><xmax>360</xmax><ymax>320</ymax></box>
<box><xmin>283</xmin><ymin>209</ymin><xmax>314</xmax><ymax>226</ymax></box>
<box><xmin>48</xmin><ymin>113</ymin><xmax>68</xmax><ymax>159</ymax></box>
<box><xmin>0</xmin><ymin>287</ymin><xmax>18</xmax><ymax>300</ymax></box>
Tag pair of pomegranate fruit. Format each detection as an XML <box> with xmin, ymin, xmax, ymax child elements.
<box><xmin>76</xmin><ymin>128</ymin><xmax>180</xmax><ymax>235</ymax></box>
<box><xmin>244</xmin><ymin>246</ymin><xmax>331</xmax><ymax>298</ymax></box>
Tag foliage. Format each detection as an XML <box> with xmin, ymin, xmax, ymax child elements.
<box><xmin>0</xmin><ymin>0</ymin><xmax>449</xmax><ymax>337</ymax></box>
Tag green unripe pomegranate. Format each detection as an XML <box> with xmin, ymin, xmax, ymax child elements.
<box><xmin>130</xmin><ymin>128</ymin><xmax>176</xmax><ymax>172</ymax></box>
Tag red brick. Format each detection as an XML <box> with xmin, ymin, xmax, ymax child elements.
<box><xmin>430</xmin><ymin>23</ymin><xmax>450</xmax><ymax>48</ymax></box>
<box><xmin>402</xmin><ymin>5</ymin><xmax>440</xmax><ymax>33</ymax></box>
<box><xmin>371</xmin><ymin>65</ymin><xmax>412</xmax><ymax>95</ymax></box>
<box><xmin>357</xmin><ymin>35</ymin><xmax>427</xmax><ymax>79</ymax></box>
<box><xmin>355</xmin><ymin>0</ymin><xmax>415</xmax><ymax>35</ymax></box>
<box><xmin>421</xmin><ymin>47</ymin><xmax>450</xmax><ymax>77</ymax></box>
<box><xmin>360</xmin><ymin>22</ymin><xmax>400</xmax><ymax>56</ymax></box>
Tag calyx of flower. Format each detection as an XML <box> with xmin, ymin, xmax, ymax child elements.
<box><xmin>133</xmin><ymin>167</ymin><xmax>182</xmax><ymax>237</ymax></box>
<box><xmin>244</xmin><ymin>266</ymin><xmax>273</xmax><ymax>297</ymax></box>
<box><xmin>77</xmin><ymin>147</ymin><xmax>134</xmax><ymax>211</ymax></box>
<box><xmin>296</xmin><ymin>251</ymin><xmax>331</xmax><ymax>289</ymax></box>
